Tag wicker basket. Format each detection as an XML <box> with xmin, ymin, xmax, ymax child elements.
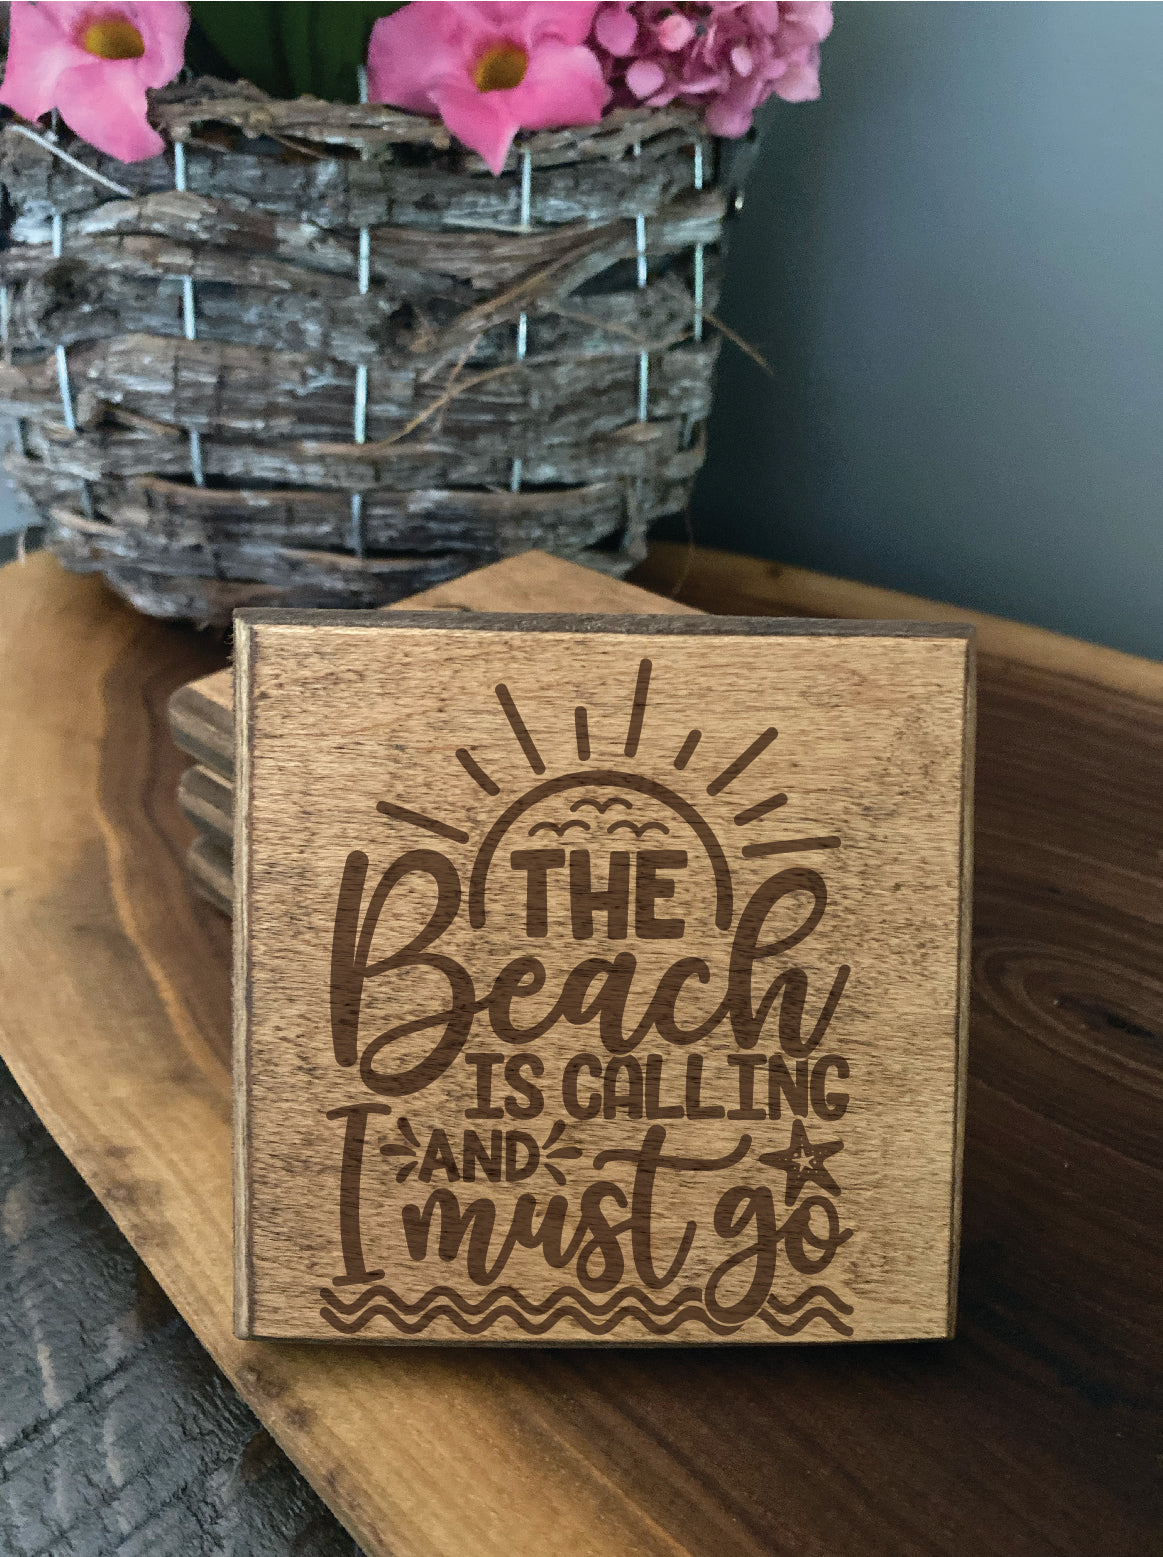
<box><xmin>0</xmin><ymin>81</ymin><xmax>725</xmax><ymax>624</ymax></box>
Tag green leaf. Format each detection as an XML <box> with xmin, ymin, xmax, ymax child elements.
<box><xmin>300</xmin><ymin>2</ymin><xmax>409</xmax><ymax>103</ymax></box>
<box><xmin>189</xmin><ymin>3</ymin><xmax>407</xmax><ymax>104</ymax></box>
<box><xmin>188</xmin><ymin>3</ymin><xmax>292</xmax><ymax>98</ymax></box>
<box><xmin>276</xmin><ymin>3</ymin><xmax>323</xmax><ymax>98</ymax></box>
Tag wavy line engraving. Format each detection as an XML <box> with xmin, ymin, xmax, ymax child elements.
<box><xmin>319</xmin><ymin>1283</ymin><xmax>703</xmax><ymax>1317</ymax></box>
<box><xmin>758</xmin><ymin>1306</ymin><xmax>853</xmax><ymax>1337</ymax></box>
<box><xmin>319</xmin><ymin>1300</ymin><xmax>852</xmax><ymax>1338</ymax></box>
<box><xmin>527</xmin><ymin>819</ymin><xmax>591</xmax><ymax>836</ymax></box>
<box><xmin>606</xmin><ymin>820</ymin><xmax>671</xmax><ymax>837</ymax></box>
<box><xmin>569</xmin><ymin>796</ymin><xmax>633</xmax><ymax>814</ymax></box>
<box><xmin>767</xmin><ymin>1285</ymin><xmax>854</xmax><ymax>1315</ymax></box>
<box><xmin>319</xmin><ymin>1304</ymin><xmax>727</xmax><ymax>1337</ymax></box>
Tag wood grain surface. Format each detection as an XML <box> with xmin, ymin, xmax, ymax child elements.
<box><xmin>0</xmin><ymin>549</ymin><xmax>1159</xmax><ymax>1556</ymax></box>
<box><xmin>234</xmin><ymin>610</ymin><xmax>971</xmax><ymax>1344</ymax></box>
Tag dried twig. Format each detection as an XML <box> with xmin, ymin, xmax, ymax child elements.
<box><xmin>546</xmin><ymin>304</ymin><xmax>652</xmax><ymax>346</ymax></box>
<box><xmin>420</xmin><ymin>328</ymin><xmax>484</xmax><ymax>387</ymax></box>
<box><xmin>703</xmin><ymin>309</ymin><xmax>773</xmax><ymax>376</ymax></box>
<box><xmin>4</xmin><ymin>122</ymin><xmax>132</xmax><ymax>196</ymax></box>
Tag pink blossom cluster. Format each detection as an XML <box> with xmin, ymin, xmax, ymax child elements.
<box><xmin>0</xmin><ymin>1</ymin><xmax>832</xmax><ymax>172</ymax></box>
<box><xmin>592</xmin><ymin>2</ymin><xmax>834</xmax><ymax>136</ymax></box>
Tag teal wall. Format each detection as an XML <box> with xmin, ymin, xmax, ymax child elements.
<box><xmin>693</xmin><ymin>2</ymin><xmax>1163</xmax><ymax>658</ymax></box>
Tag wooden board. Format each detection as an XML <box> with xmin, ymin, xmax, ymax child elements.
<box><xmin>0</xmin><ymin>549</ymin><xmax>1159</xmax><ymax>1556</ymax></box>
<box><xmin>0</xmin><ymin>1057</ymin><xmax>356</xmax><ymax>1556</ymax></box>
<box><xmin>234</xmin><ymin>611</ymin><xmax>972</xmax><ymax>1344</ymax></box>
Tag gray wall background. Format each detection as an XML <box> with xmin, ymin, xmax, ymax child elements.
<box><xmin>691</xmin><ymin>0</ymin><xmax>1162</xmax><ymax>659</ymax></box>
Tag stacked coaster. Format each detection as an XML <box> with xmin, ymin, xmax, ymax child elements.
<box><xmin>167</xmin><ymin>550</ymin><xmax>696</xmax><ymax>911</ymax></box>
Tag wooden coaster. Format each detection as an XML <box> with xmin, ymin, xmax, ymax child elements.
<box><xmin>234</xmin><ymin>610</ymin><xmax>973</xmax><ymax>1344</ymax></box>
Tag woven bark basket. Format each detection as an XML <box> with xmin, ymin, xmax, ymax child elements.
<box><xmin>0</xmin><ymin>80</ymin><xmax>726</xmax><ymax>624</ymax></box>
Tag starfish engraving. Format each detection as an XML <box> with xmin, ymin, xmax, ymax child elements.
<box><xmin>758</xmin><ymin>1119</ymin><xmax>843</xmax><ymax>1206</ymax></box>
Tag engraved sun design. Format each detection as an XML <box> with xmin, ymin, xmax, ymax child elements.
<box><xmin>374</xmin><ymin>656</ymin><xmax>844</xmax><ymax>885</ymax></box>
<box><xmin>319</xmin><ymin>655</ymin><xmax>855</xmax><ymax>1342</ymax></box>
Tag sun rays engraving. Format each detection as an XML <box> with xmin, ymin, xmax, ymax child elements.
<box><xmin>374</xmin><ymin>656</ymin><xmax>844</xmax><ymax>865</ymax></box>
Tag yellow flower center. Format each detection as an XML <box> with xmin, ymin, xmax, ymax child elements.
<box><xmin>79</xmin><ymin>17</ymin><xmax>145</xmax><ymax>61</ymax></box>
<box><xmin>473</xmin><ymin>43</ymin><xmax>528</xmax><ymax>93</ymax></box>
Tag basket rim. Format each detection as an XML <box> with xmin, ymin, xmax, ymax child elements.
<box><xmin>145</xmin><ymin>76</ymin><xmax>706</xmax><ymax>170</ymax></box>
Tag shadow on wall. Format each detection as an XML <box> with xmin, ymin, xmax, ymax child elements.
<box><xmin>690</xmin><ymin>1</ymin><xmax>1163</xmax><ymax>659</ymax></box>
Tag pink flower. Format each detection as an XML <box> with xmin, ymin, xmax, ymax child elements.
<box><xmin>592</xmin><ymin>2</ymin><xmax>833</xmax><ymax>137</ymax></box>
<box><xmin>0</xmin><ymin>2</ymin><xmax>188</xmax><ymax>162</ymax></box>
<box><xmin>367</xmin><ymin>2</ymin><xmax>610</xmax><ymax>176</ymax></box>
